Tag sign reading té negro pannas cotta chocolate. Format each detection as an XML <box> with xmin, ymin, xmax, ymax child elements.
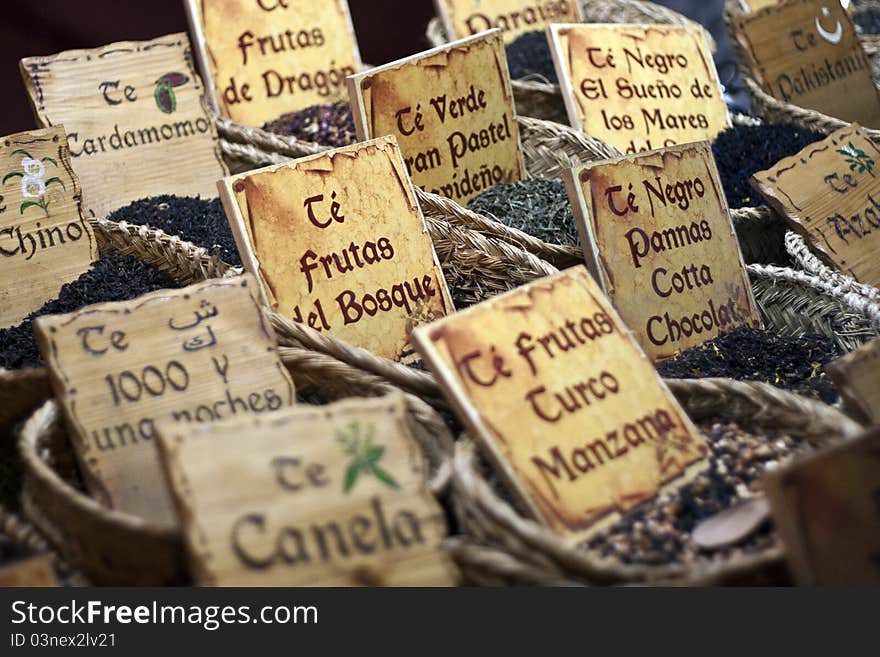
<box><xmin>158</xmin><ymin>396</ymin><xmax>460</xmax><ymax>586</ymax></box>
<box><xmin>347</xmin><ymin>30</ymin><xmax>524</xmax><ymax>205</ymax></box>
<box><xmin>185</xmin><ymin>0</ymin><xmax>362</xmax><ymax>125</ymax></box>
<box><xmin>0</xmin><ymin>126</ymin><xmax>97</xmax><ymax>329</ymax></box>
<box><xmin>435</xmin><ymin>0</ymin><xmax>582</xmax><ymax>43</ymax></box>
<box><xmin>219</xmin><ymin>136</ymin><xmax>453</xmax><ymax>363</ymax></box>
<box><xmin>752</xmin><ymin>124</ymin><xmax>880</xmax><ymax>288</ymax></box>
<box><xmin>548</xmin><ymin>24</ymin><xmax>730</xmax><ymax>154</ymax></box>
<box><xmin>565</xmin><ymin>142</ymin><xmax>761</xmax><ymax>362</ymax></box>
<box><xmin>731</xmin><ymin>0</ymin><xmax>880</xmax><ymax>127</ymax></box>
<box><xmin>34</xmin><ymin>274</ymin><xmax>295</xmax><ymax>525</ymax></box>
<box><xmin>413</xmin><ymin>267</ymin><xmax>708</xmax><ymax>544</ymax></box>
<box><xmin>20</xmin><ymin>33</ymin><xmax>228</xmax><ymax>217</ymax></box>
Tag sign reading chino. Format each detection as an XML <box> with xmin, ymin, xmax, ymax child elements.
<box><xmin>34</xmin><ymin>274</ymin><xmax>295</xmax><ymax>525</ymax></box>
<box><xmin>347</xmin><ymin>30</ymin><xmax>524</xmax><ymax>205</ymax></box>
<box><xmin>0</xmin><ymin>126</ymin><xmax>96</xmax><ymax>329</ymax></box>
<box><xmin>413</xmin><ymin>267</ymin><xmax>708</xmax><ymax>544</ymax></box>
<box><xmin>752</xmin><ymin>124</ymin><xmax>880</xmax><ymax>288</ymax></box>
<box><xmin>158</xmin><ymin>396</ymin><xmax>459</xmax><ymax>586</ymax></box>
<box><xmin>564</xmin><ymin>142</ymin><xmax>761</xmax><ymax>362</ymax></box>
<box><xmin>435</xmin><ymin>0</ymin><xmax>582</xmax><ymax>43</ymax></box>
<box><xmin>20</xmin><ymin>34</ymin><xmax>227</xmax><ymax>217</ymax></box>
<box><xmin>185</xmin><ymin>0</ymin><xmax>362</xmax><ymax>125</ymax></box>
<box><xmin>220</xmin><ymin>136</ymin><xmax>453</xmax><ymax>362</ymax></box>
<box><xmin>548</xmin><ymin>24</ymin><xmax>730</xmax><ymax>154</ymax></box>
<box><xmin>731</xmin><ymin>0</ymin><xmax>880</xmax><ymax>127</ymax></box>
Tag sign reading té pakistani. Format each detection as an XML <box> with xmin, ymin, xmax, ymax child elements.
<box><xmin>547</xmin><ymin>24</ymin><xmax>730</xmax><ymax>154</ymax></box>
<box><xmin>435</xmin><ymin>0</ymin><xmax>582</xmax><ymax>43</ymax></box>
<box><xmin>185</xmin><ymin>0</ymin><xmax>362</xmax><ymax>125</ymax></box>
<box><xmin>731</xmin><ymin>0</ymin><xmax>880</xmax><ymax>128</ymax></box>
<box><xmin>219</xmin><ymin>136</ymin><xmax>453</xmax><ymax>362</ymax></box>
<box><xmin>158</xmin><ymin>396</ymin><xmax>459</xmax><ymax>586</ymax></box>
<box><xmin>752</xmin><ymin>124</ymin><xmax>880</xmax><ymax>287</ymax></box>
<box><xmin>564</xmin><ymin>142</ymin><xmax>761</xmax><ymax>362</ymax></box>
<box><xmin>347</xmin><ymin>30</ymin><xmax>524</xmax><ymax>205</ymax></box>
<box><xmin>34</xmin><ymin>274</ymin><xmax>295</xmax><ymax>525</ymax></box>
<box><xmin>413</xmin><ymin>267</ymin><xmax>708</xmax><ymax>544</ymax></box>
<box><xmin>0</xmin><ymin>126</ymin><xmax>97</xmax><ymax>329</ymax></box>
<box><xmin>20</xmin><ymin>33</ymin><xmax>228</xmax><ymax>217</ymax></box>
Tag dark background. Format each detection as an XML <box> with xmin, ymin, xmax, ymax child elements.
<box><xmin>0</xmin><ymin>0</ymin><xmax>435</xmax><ymax>135</ymax></box>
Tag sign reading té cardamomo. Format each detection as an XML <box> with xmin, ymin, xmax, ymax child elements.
<box><xmin>435</xmin><ymin>0</ymin><xmax>582</xmax><ymax>43</ymax></box>
<box><xmin>34</xmin><ymin>274</ymin><xmax>295</xmax><ymax>525</ymax></box>
<box><xmin>158</xmin><ymin>396</ymin><xmax>459</xmax><ymax>586</ymax></box>
<box><xmin>347</xmin><ymin>29</ymin><xmax>524</xmax><ymax>205</ymax></box>
<box><xmin>185</xmin><ymin>0</ymin><xmax>362</xmax><ymax>125</ymax></box>
<box><xmin>548</xmin><ymin>24</ymin><xmax>730</xmax><ymax>154</ymax></box>
<box><xmin>20</xmin><ymin>33</ymin><xmax>228</xmax><ymax>217</ymax></box>
<box><xmin>0</xmin><ymin>126</ymin><xmax>97</xmax><ymax>329</ymax></box>
<box><xmin>564</xmin><ymin>142</ymin><xmax>761</xmax><ymax>362</ymax></box>
<box><xmin>413</xmin><ymin>266</ymin><xmax>708</xmax><ymax>544</ymax></box>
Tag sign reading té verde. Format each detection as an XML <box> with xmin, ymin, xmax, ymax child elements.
<box><xmin>0</xmin><ymin>126</ymin><xmax>97</xmax><ymax>329</ymax></box>
<box><xmin>20</xmin><ymin>33</ymin><xmax>228</xmax><ymax>217</ymax></box>
<box><xmin>219</xmin><ymin>136</ymin><xmax>453</xmax><ymax>363</ymax></box>
<box><xmin>564</xmin><ymin>142</ymin><xmax>761</xmax><ymax>362</ymax></box>
<box><xmin>34</xmin><ymin>274</ymin><xmax>295</xmax><ymax>525</ymax></box>
<box><xmin>185</xmin><ymin>0</ymin><xmax>362</xmax><ymax>125</ymax></box>
<box><xmin>547</xmin><ymin>24</ymin><xmax>730</xmax><ymax>154</ymax></box>
<box><xmin>435</xmin><ymin>0</ymin><xmax>582</xmax><ymax>43</ymax></box>
<box><xmin>413</xmin><ymin>267</ymin><xmax>708</xmax><ymax>544</ymax></box>
<box><xmin>158</xmin><ymin>395</ymin><xmax>460</xmax><ymax>586</ymax></box>
<box><xmin>347</xmin><ymin>30</ymin><xmax>524</xmax><ymax>205</ymax></box>
<box><xmin>752</xmin><ymin>124</ymin><xmax>880</xmax><ymax>288</ymax></box>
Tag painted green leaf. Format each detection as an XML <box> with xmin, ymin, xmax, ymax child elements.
<box><xmin>10</xmin><ymin>149</ymin><xmax>33</xmax><ymax>159</ymax></box>
<box><xmin>45</xmin><ymin>177</ymin><xmax>66</xmax><ymax>190</ymax></box>
<box><xmin>343</xmin><ymin>462</ymin><xmax>361</xmax><ymax>493</ymax></box>
<box><xmin>369</xmin><ymin>464</ymin><xmax>399</xmax><ymax>490</ymax></box>
<box><xmin>40</xmin><ymin>156</ymin><xmax>58</xmax><ymax>166</ymax></box>
<box><xmin>19</xmin><ymin>201</ymin><xmax>43</xmax><ymax>214</ymax></box>
<box><xmin>154</xmin><ymin>83</ymin><xmax>176</xmax><ymax>114</ymax></box>
<box><xmin>365</xmin><ymin>445</ymin><xmax>384</xmax><ymax>464</ymax></box>
<box><xmin>2</xmin><ymin>171</ymin><xmax>23</xmax><ymax>183</ymax></box>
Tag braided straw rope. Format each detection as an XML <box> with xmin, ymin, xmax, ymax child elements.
<box><xmin>784</xmin><ymin>230</ymin><xmax>880</xmax><ymax>303</ymax></box>
<box><xmin>448</xmin><ymin>377</ymin><xmax>864</xmax><ymax>586</ymax></box>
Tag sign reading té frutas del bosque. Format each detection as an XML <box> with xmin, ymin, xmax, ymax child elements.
<box><xmin>185</xmin><ymin>0</ymin><xmax>362</xmax><ymax>125</ymax></box>
<box><xmin>20</xmin><ymin>33</ymin><xmax>228</xmax><ymax>217</ymax></box>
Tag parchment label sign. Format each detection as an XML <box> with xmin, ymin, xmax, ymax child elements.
<box><xmin>564</xmin><ymin>142</ymin><xmax>761</xmax><ymax>362</ymax></box>
<box><xmin>826</xmin><ymin>339</ymin><xmax>880</xmax><ymax>425</ymax></box>
<box><xmin>413</xmin><ymin>266</ymin><xmax>708</xmax><ymax>544</ymax></box>
<box><xmin>158</xmin><ymin>396</ymin><xmax>459</xmax><ymax>586</ymax></box>
<box><xmin>753</xmin><ymin>125</ymin><xmax>880</xmax><ymax>287</ymax></box>
<box><xmin>347</xmin><ymin>29</ymin><xmax>525</xmax><ymax>205</ymax></box>
<box><xmin>219</xmin><ymin>136</ymin><xmax>453</xmax><ymax>362</ymax></box>
<box><xmin>435</xmin><ymin>0</ymin><xmax>582</xmax><ymax>43</ymax></box>
<box><xmin>20</xmin><ymin>33</ymin><xmax>228</xmax><ymax>217</ymax></box>
<box><xmin>547</xmin><ymin>24</ymin><xmax>730</xmax><ymax>154</ymax></box>
<box><xmin>34</xmin><ymin>274</ymin><xmax>295</xmax><ymax>525</ymax></box>
<box><xmin>0</xmin><ymin>126</ymin><xmax>97</xmax><ymax>329</ymax></box>
<box><xmin>763</xmin><ymin>426</ymin><xmax>880</xmax><ymax>586</ymax></box>
<box><xmin>185</xmin><ymin>0</ymin><xmax>362</xmax><ymax>125</ymax></box>
<box><xmin>731</xmin><ymin>0</ymin><xmax>880</xmax><ymax>127</ymax></box>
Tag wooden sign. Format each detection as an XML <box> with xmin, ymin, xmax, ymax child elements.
<box><xmin>413</xmin><ymin>266</ymin><xmax>708</xmax><ymax>544</ymax></box>
<box><xmin>764</xmin><ymin>426</ymin><xmax>880</xmax><ymax>586</ymax></box>
<box><xmin>33</xmin><ymin>274</ymin><xmax>295</xmax><ymax>525</ymax></box>
<box><xmin>547</xmin><ymin>24</ymin><xmax>730</xmax><ymax>154</ymax></box>
<box><xmin>0</xmin><ymin>126</ymin><xmax>97</xmax><ymax>329</ymax></box>
<box><xmin>752</xmin><ymin>124</ymin><xmax>880</xmax><ymax>287</ymax></box>
<box><xmin>731</xmin><ymin>0</ymin><xmax>880</xmax><ymax>128</ymax></box>
<box><xmin>826</xmin><ymin>339</ymin><xmax>880</xmax><ymax>425</ymax></box>
<box><xmin>0</xmin><ymin>555</ymin><xmax>57</xmax><ymax>587</ymax></box>
<box><xmin>185</xmin><ymin>0</ymin><xmax>362</xmax><ymax>125</ymax></box>
<box><xmin>219</xmin><ymin>136</ymin><xmax>453</xmax><ymax>362</ymax></box>
<box><xmin>157</xmin><ymin>395</ymin><xmax>459</xmax><ymax>586</ymax></box>
<box><xmin>347</xmin><ymin>30</ymin><xmax>525</xmax><ymax>205</ymax></box>
<box><xmin>435</xmin><ymin>0</ymin><xmax>583</xmax><ymax>44</ymax></box>
<box><xmin>20</xmin><ymin>33</ymin><xmax>228</xmax><ymax>217</ymax></box>
<box><xmin>564</xmin><ymin>142</ymin><xmax>761</xmax><ymax>362</ymax></box>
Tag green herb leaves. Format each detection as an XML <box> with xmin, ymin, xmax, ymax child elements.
<box><xmin>337</xmin><ymin>420</ymin><xmax>399</xmax><ymax>494</ymax></box>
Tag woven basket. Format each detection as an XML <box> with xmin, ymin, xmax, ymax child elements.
<box><xmin>18</xmin><ymin>347</ymin><xmax>455</xmax><ymax>586</ymax></box>
<box><xmin>447</xmin><ymin>377</ymin><xmax>864</xmax><ymax>586</ymax></box>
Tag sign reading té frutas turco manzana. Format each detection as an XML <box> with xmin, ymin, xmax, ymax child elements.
<box><xmin>20</xmin><ymin>33</ymin><xmax>228</xmax><ymax>217</ymax></box>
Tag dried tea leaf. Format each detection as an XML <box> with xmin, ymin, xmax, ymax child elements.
<box><xmin>691</xmin><ymin>496</ymin><xmax>771</xmax><ymax>550</ymax></box>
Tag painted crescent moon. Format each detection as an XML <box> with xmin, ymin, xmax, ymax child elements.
<box><xmin>816</xmin><ymin>6</ymin><xmax>843</xmax><ymax>44</ymax></box>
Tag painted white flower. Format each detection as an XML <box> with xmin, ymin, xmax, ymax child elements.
<box><xmin>21</xmin><ymin>176</ymin><xmax>46</xmax><ymax>198</ymax></box>
<box><xmin>21</xmin><ymin>157</ymin><xmax>45</xmax><ymax>178</ymax></box>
